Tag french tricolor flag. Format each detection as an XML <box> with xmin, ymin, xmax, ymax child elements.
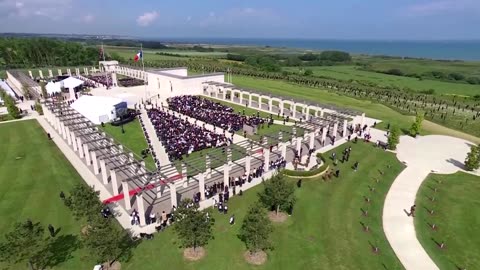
<box><xmin>134</xmin><ymin>50</ymin><xmax>143</xmax><ymax>62</ymax></box>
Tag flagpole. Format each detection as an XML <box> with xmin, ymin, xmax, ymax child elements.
<box><xmin>101</xmin><ymin>43</ymin><xmax>108</xmax><ymax>89</ymax></box>
<box><xmin>140</xmin><ymin>43</ymin><xmax>148</xmax><ymax>102</ymax></box>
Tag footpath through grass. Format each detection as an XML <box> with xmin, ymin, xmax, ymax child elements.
<box><xmin>415</xmin><ymin>172</ymin><xmax>480</xmax><ymax>270</ymax></box>
<box><xmin>0</xmin><ymin>120</ymin><xmax>94</xmax><ymax>269</ymax></box>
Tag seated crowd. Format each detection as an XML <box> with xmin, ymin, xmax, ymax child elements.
<box><xmin>167</xmin><ymin>95</ymin><xmax>265</xmax><ymax>133</ymax></box>
<box><xmin>147</xmin><ymin>108</ymin><xmax>230</xmax><ymax>160</ymax></box>
<box><xmin>118</xmin><ymin>77</ymin><xmax>144</xmax><ymax>87</ymax></box>
<box><xmin>87</xmin><ymin>73</ymin><xmax>113</xmax><ymax>87</ymax></box>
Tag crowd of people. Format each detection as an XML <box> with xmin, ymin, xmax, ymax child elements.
<box><xmin>118</xmin><ymin>77</ymin><xmax>144</xmax><ymax>87</ymax></box>
<box><xmin>86</xmin><ymin>73</ymin><xmax>113</xmax><ymax>88</ymax></box>
<box><xmin>147</xmin><ymin>108</ymin><xmax>230</xmax><ymax>160</ymax></box>
<box><xmin>167</xmin><ymin>95</ymin><xmax>265</xmax><ymax>133</ymax></box>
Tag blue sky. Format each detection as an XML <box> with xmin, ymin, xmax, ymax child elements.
<box><xmin>1</xmin><ymin>0</ymin><xmax>480</xmax><ymax>40</ymax></box>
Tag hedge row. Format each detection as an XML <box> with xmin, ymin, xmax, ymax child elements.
<box><xmin>283</xmin><ymin>153</ymin><xmax>329</xmax><ymax>177</ymax></box>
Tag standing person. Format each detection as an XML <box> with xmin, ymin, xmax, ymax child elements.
<box><xmin>354</xmin><ymin>161</ymin><xmax>359</xmax><ymax>171</ymax></box>
<box><xmin>335</xmin><ymin>169</ymin><xmax>340</xmax><ymax>178</ymax></box>
<box><xmin>229</xmin><ymin>214</ymin><xmax>235</xmax><ymax>225</ymax></box>
<box><xmin>297</xmin><ymin>179</ymin><xmax>302</xmax><ymax>188</ymax></box>
<box><xmin>410</xmin><ymin>205</ymin><xmax>416</xmax><ymax>217</ymax></box>
<box><xmin>48</xmin><ymin>224</ymin><xmax>55</xmax><ymax>237</ymax></box>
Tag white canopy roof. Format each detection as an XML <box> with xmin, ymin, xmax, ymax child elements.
<box><xmin>71</xmin><ymin>95</ymin><xmax>124</xmax><ymax>125</ymax></box>
<box><xmin>45</xmin><ymin>81</ymin><xmax>62</xmax><ymax>94</ymax></box>
<box><xmin>61</xmin><ymin>77</ymin><xmax>84</xmax><ymax>89</ymax></box>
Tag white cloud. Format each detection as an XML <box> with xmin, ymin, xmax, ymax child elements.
<box><xmin>0</xmin><ymin>0</ymin><xmax>72</xmax><ymax>19</ymax></box>
<box><xmin>405</xmin><ymin>0</ymin><xmax>480</xmax><ymax>16</ymax></box>
<box><xmin>136</xmin><ymin>11</ymin><xmax>159</xmax><ymax>27</ymax></box>
<box><xmin>81</xmin><ymin>14</ymin><xmax>94</xmax><ymax>24</ymax></box>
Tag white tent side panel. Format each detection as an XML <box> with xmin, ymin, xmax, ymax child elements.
<box><xmin>71</xmin><ymin>96</ymin><xmax>123</xmax><ymax>125</ymax></box>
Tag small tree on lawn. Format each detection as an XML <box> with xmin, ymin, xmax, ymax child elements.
<box><xmin>239</xmin><ymin>204</ymin><xmax>273</xmax><ymax>255</ymax></box>
<box><xmin>258</xmin><ymin>172</ymin><xmax>296</xmax><ymax>215</ymax></box>
<box><xmin>409</xmin><ymin>112</ymin><xmax>424</xmax><ymax>137</ymax></box>
<box><xmin>40</xmin><ymin>83</ymin><xmax>47</xmax><ymax>98</ymax></box>
<box><xmin>34</xmin><ymin>101</ymin><xmax>43</xmax><ymax>115</ymax></box>
<box><xmin>22</xmin><ymin>84</ymin><xmax>32</xmax><ymax>100</ymax></box>
<box><xmin>387</xmin><ymin>126</ymin><xmax>400</xmax><ymax>150</ymax></box>
<box><xmin>64</xmin><ymin>184</ymin><xmax>104</xmax><ymax>221</ymax></box>
<box><xmin>82</xmin><ymin>215</ymin><xmax>132</xmax><ymax>267</ymax></box>
<box><xmin>174</xmin><ymin>198</ymin><xmax>215</xmax><ymax>254</ymax></box>
<box><xmin>0</xmin><ymin>220</ymin><xmax>51</xmax><ymax>270</ymax></box>
<box><xmin>465</xmin><ymin>144</ymin><xmax>480</xmax><ymax>171</ymax></box>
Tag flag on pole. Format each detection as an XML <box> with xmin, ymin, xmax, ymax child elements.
<box><xmin>134</xmin><ymin>50</ymin><xmax>143</xmax><ymax>62</ymax></box>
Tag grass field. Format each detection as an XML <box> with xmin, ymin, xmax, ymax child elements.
<box><xmin>0</xmin><ymin>120</ymin><xmax>93</xmax><ymax>269</ymax></box>
<box><xmin>98</xmin><ymin>119</ymin><xmax>156</xmax><ymax>171</ymax></box>
<box><xmin>106</xmin><ymin>46</ymin><xmax>226</xmax><ymax>62</ymax></box>
<box><xmin>120</xmin><ymin>141</ymin><xmax>405</xmax><ymax>270</ymax></box>
<box><xmin>232</xmin><ymin>75</ymin><xmax>480</xmax><ymax>144</ymax></box>
<box><xmin>284</xmin><ymin>65</ymin><xmax>480</xmax><ymax>97</ymax></box>
<box><xmin>415</xmin><ymin>172</ymin><xmax>480</xmax><ymax>270</ymax></box>
<box><xmin>0</xmin><ymin>120</ymin><xmax>405</xmax><ymax>269</ymax></box>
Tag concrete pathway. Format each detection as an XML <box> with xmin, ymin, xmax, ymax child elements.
<box><xmin>383</xmin><ymin>135</ymin><xmax>473</xmax><ymax>270</ymax></box>
<box><xmin>140</xmin><ymin>109</ymin><xmax>171</xmax><ymax>166</ymax></box>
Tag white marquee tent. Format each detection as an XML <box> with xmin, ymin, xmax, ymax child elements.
<box><xmin>45</xmin><ymin>81</ymin><xmax>62</xmax><ymax>95</ymax></box>
<box><xmin>61</xmin><ymin>77</ymin><xmax>84</xmax><ymax>89</ymax></box>
<box><xmin>71</xmin><ymin>95</ymin><xmax>127</xmax><ymax>125</ymax></box>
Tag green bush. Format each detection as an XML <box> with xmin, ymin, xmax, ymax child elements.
<box><xmin>283</xmin><ymin>153</ymin><xmax>329</xmax><ymax>177</ymax></box>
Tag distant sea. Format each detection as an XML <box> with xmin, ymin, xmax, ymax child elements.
<box><xmin>154</xmin><ymin>38</ymin><xmax>480</xmax><ymax>61</ymax></box>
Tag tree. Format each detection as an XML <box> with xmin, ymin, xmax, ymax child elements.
<box><xmin>0</xmin><ymin>220</ymin><xmax>50</xmax><ymax>270</ymax></box>
<box><xmin>465</xmin><ymin>145</ymin><xmax>480</xmax><ymax>171</ymax></box>
<box><xmin>82</xmin><ymin>215</ymin><xmax>132</xmax><ymax>267</ymax></box>
<box><xmin>258</xmin><ymin>172</ymin><xmax>296</xmax><ymax>215</ymax></box>
<box><xmin>0</xmin><ymin>87</ymin><xmax>21</xmax><ymax>119</ymax></box>
<box><xmin>64</xmin><ymin>184</ymin><xmax>103</xmax><ymax>221</ymax></box>
<box><xmin>239</xmin><ymin>204</ymin><xmax>273</xmax><ymax>254</ymax></box>
<box><xmin>34</xmin><ymin>101</ymin><xmax>43</xmax><ymax>115</ymax></box>
<box><xmin>40</xmin><ymin>82</ymin><xmax>47</xmax><ymax>98</ymax></box>
<box><xmin>173</xmin><ymin>199</ymin><xmax>215</xmax><ymax>252</ymax></box>
<box><xmin>409</xmin><ymin>112</ymin><xmax>424</xmax><ymax>137</ymax></box>
<box><xmin>303</xmin><ymin>69</ymin><xmax>313</xmax><ymax>76</ymax></box>
<box><xmin>22</xmin><ymin>84</ymin><xmax>32</xmax><ymax>100</ymax></box>
<box><xmin>387</xmin><ymin>126</ymin><xmax>400</xmax><ymax>150</ymax></box>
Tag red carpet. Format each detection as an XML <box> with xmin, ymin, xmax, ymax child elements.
<box><xmin>103</xmin><ymin>174</ymin><xmax>182</xmax><ymax>204</ymax></box>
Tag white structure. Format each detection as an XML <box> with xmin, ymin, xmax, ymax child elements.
<box><xmin>61</xmin><ymin>77</ymin><xmax>84</xmax><ymax>100</ymax></box>
<box><xmin>71</xmin><ymin>95</ymin><xmax>127</xmax><ymax>124</ymax></box>
<box><xmin>45</xmin><ymin>81</ymin><xmax>62</xmax><ymax>95</ymax></box>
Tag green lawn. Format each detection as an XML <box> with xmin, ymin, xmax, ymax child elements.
<box><xmin>415</xmin><ymin>172</ymin><xmax>480</xmax><ymax>270</ymax></box>
<box><xmin>0</xmin><ymin>120</ymin><xmax>405</xmax><ymax>269</ymax></box>
<box><xmin>0</xmin><ymin>120</ymin><xmax>94</xmax><ymax>269</ymax></box>
<box><xmin>122</xmin><ymin>141</ymin><xmax>405</xmax><ymax>270</ymax></box>
<box><xmin>232</xmin><ymin>75</ymin><xmax>480</xmax><ymax>144</ymax></box>
<box><xmin>98</xmin><ymin>119</ymin><xmax>156</xmax><ymax>171</ymax></box>
<box><xmin>284</xmin><ymin>65</ymin><xmax>480</xmax><ymax>97</ymax></box>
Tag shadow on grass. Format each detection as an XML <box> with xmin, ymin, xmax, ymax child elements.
<box><xmin>42</xmin><ymin>234</ymin><xmax>81</xmax><ymax>268</ymax></box>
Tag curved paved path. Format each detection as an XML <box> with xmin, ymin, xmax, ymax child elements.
<box><xmin>383</xmin><ymin>135</ymin><xmax>473</xmax><ymax>270</ymax></box>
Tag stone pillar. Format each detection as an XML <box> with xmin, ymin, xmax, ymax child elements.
<box><xmin>280</xmin><ymin>101</ymin><xmax>284</xmax><ymax>115</ymax></box>
<box><xmin>83</xmin><ymin>144</ymin><xmax>91</xmax><ymax>165</ymax></box>
<box><xmin>110</xmin><ymin>169</ymin><xmax>119</xmax><ymax>196</ymax></box>
<box><xmin>67</xmin><ymin>69</ymin><xmax>71</xmax><ymax>76</ymax></box>
<box><xmin>122</xmin><ymin>180</ymin><xmax>131</xmax><ymax>210</ymax></box>
<box><xmin>205</xmin><ymin>155</ymin><xmax>211</xmax><ymax>178</ymax></box>
<box><xmin>170</xmin><ymin>183</ymin><xmax>177</xmax><ymax>208</ymax></box>
<box><xmin>199</xmin><ymin>173</ymin><xmax>205</xmax><ymax>201</ymax></box>
<box><xmin>361</xmin><ymin>113</ymin><xmax>366</xmax><ymax>127</ymax></box>
<box><xmin>71</xmin><ymin>132</ymin><xmax>78</xmax><ymax>151</ymax></box>
<box><xmin>268</xmin><ymin>98</ymin><xmax>273</xmax><ymax>112</ymax></box>
<box><xmin>239</xmin><ymin>92</ymin><xmax>243</xmax><ymax>104</ymax></box>
<box><xmin>309</xmin><ymin>131</ymin><xmax>315</xmax><ymax>149</ymax></box>
<box><xmin>245</xmin><ymin>155</ymin><xmax>251</xmax><ymax>175</ymax></box>
<box><xmin>66</xmin><ymin>127</ymin><xmax>72</xmax><ymax>145</ymax></box>
<box><xmin>296</xmin><ymin>138</ymin><xmax>302</xmax><ymax>153</ymax></box>
<box><xmin>55</xmin><ymin>117</ymin><xmax>61</xmax><ymax>133</ymax></box>
<box><xmin>85</xmin><ymin>67</ymin><xmax>89</xmax><ymax>75</ymax></box>
<box><xmin>100</xmin><ymin>159</ymin><xmax>108</xmax><ymax>184</ymax></box>
<box><xmin>60</xmin><ymin>122</ymin><xmax>67</xmax><ymax>140</ymax></box>
<box><xmin>222</xmin><ymin>89</ymin><xmax>226</xmax><ymax>100</ymax></box>
<box><xmin>58</xmin><ymin>69</ymin><xmax>62</xmax><ymax>76</ymax></box>
<box><xmin>248</xmin><ymin>94</ymin><xmax>252</xmax><ymax>107</ymax></box>
<box><xmin>39</xmin><ymin>70</ymin><xmax>44</xmax><ymax>79</ymax></box>
<box><xmin>77</xmin><ymin>138</ymin><xmax>84</xmax><ymax>158</ymax></box>
<box><xmin>321</xmin><ymin>127</ymin><xmax>327</xmax><ymax>144</ymax></box>
<box><xmin>28</xmin><ymin>70</ymin><xmax>33</xmax><ymax>78</ymax></box>
<box><xmin>320</xmin><ymin>110</ymin><xmax>325</xmax><ymax>117</ymax></box>
<box><xmin>48</xmin><ymin>70</ymin><xmax>53</xmax><ymax>78</ymax></box>
<box><xmin>230</xmin><ymin>90</ymin><xmax>234</xmax><ymax>102</ymax></box>
<box><xmin>281</xmin><ymin>143</ymin><xmax>287</xmax><ymax>159</ymax></box>
<box><xmin>181</xmin><ymin>163</ymin><xmax>188</xmax><ymax>188</ymax></box>
<box><xmin>263</xmin><ymin>148</ymin><xmax>270</xmax><ymax>172</ymax></box>
<box><xmin>136</xmin><ymin>193</ymin><xmax>146</xmax><ymax>226</ymax></box>
<box><xmin>333</xmin><ymin>122</ymin><xmax>339</xmax><ymax>136</ymax></box>
<box><xmin>75</xmin><ymin>68</ymin><xmax>80</xmax><ymax>75</ymax></box>
<box><xmin>223</xmin><ymin>163</ymin><xmax>229</xmax><ymax>187</ymax></box>
<box><xmin>343</xmin><ymin>119</ymin><xmax>348</xmax><ymax>137</ymax></box>
<box><xmin>91</xmin><ymin>151</ymin><xmax>99</xmax><ymax>174</ymax></box>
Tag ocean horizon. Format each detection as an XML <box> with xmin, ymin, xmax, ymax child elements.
<box><xmin>149</xmin><ymin>37</ymin><xmax>480</xmax><ymax>61</ymax></box>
